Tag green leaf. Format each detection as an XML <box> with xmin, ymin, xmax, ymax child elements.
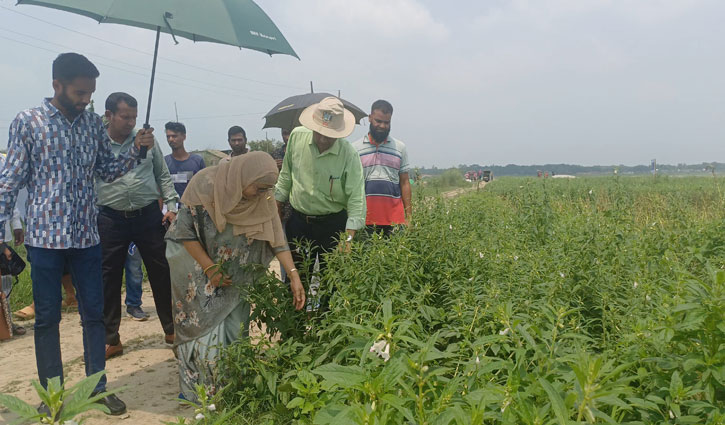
<box><xmin>380</xmin><ymin>393</ymin><xmax>415</xmax><ymax>423</ymax></box>
<box><xmin>0</xmin><ymin>393</ymin><xmax>41</xmax><ymax>423</ymax></box>
<box><xmin>286</xmin><ymin>397</ymin><xmax>305</xmax><ymax>409</ymax></box>
<box><xmin>538</xmin><ymin>378</ymin><xmax>569</xmax><ymax>425</ymax></box>
<box><xmin>312</xmin><ymin>363</ymin><xmax>366</xmax><ymax>388</ymax></box>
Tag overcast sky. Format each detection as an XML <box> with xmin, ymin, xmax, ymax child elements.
<box><xmin>0</xmin><ymin>0</ymin><xmax>723</xmax><ymax>167</ymax></box>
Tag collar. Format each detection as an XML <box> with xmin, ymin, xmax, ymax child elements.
<box><xmin>367</xmin><ymin>133</ymin><xmax>390</xmax><ymax>147</ymax></box>
<box><xmin>306</xmin><ymin>130</ymin><xmax>341</xmax><ymax>156</ymax></box>
<box><xmin>42</xmin><ymin>97</ymin><xmax>88</xmax><ymax>125</ymax></box>
<box><xmin>107</xmin><ymin>128</ymin><xmax>136</xmax><ymax>147</ymax></box>
<box><xmin>42</xmin><ymin>98</ymin><xmax>62</xmax><ymax>118</ymax></box>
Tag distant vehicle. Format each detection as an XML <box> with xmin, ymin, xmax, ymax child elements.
<box><xmin>482</xmin><ymin>170</ymin><xmax>493</xmax><ymax>182</ymax></box>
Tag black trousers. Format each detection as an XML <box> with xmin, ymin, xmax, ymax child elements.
<box><xmin>98</xmin><ymin>203</ymin><xmax>174</xmax><ymax>345</ymax></box>
<box><xmin>285</xmin><ymin>209</ymin><xmax>347</xmax><ymax>283</ymax></box>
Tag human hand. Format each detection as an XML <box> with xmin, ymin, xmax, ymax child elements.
<box><xmin>134</xmin><ymin>128</ymin><xmax>155</xmax><ymax>150</ymax></box>
<box><xmin>13</xmin><ymin>229</ymin><xmax>24</xmax><ymax>246</ymax></box>
<box><xmin>162</xmin><ymin>211</ymin><xmax>177</xmax><ymax>227</ymax></box>
<box><xmin>206</xmin><ymin>266</ymin><xmax>232</xmax><ymax>287</ymax></box>
<box><xmin>338</xmin><ymin>231</ymin><xmax>354</xmax><ymax>253</ymax></box>
<box><xmin>289</xmin><ymin>273</ymin><xmax>306</xmax><ymax>310</ymax></box>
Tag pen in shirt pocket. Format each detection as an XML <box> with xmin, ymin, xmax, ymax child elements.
<box><xmin>329</xmin><ymin>175</ymin><xmax>340</xmax><ymax>201</ymax></box>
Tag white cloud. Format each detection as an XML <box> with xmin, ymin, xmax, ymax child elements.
<box><xmin>283</xmin><ymin>0</ymin><xmax>449</xmax><ymax>42</ymax></box>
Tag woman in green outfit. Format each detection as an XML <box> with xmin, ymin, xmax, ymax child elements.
<box><xmin>165</xmin><ymin>151</ymin><xmax>305</xmax><ymax>401</ymax></box>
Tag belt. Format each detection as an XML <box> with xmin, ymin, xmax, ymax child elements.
<box><xmin>100</xmin><ymin>202</ymin><xmax>158</xmax><ymax>218</ymax></box>
<box><xmin>292</xmin><ymin>208</ymin><xmax>345</xmax><ymax>224</ymax></box>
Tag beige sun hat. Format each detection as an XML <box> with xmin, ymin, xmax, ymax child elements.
<box><xmin>298</xmin><ymin>96</ymin><xmax>355</xmax><ymax>139</ymax></box>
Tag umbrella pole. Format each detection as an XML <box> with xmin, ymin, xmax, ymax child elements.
<box><xmin>141</xmin><ymin>26</ymin><xmax>162</xmax><ymax>159</ymax></box>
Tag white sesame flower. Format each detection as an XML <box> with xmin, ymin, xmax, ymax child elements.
<box><xmin>645</xmin><ymin>294</ymin><xmax>651</xmax><ymax>301</ymax></box>
<box><xmin>588</xmin><ymin>189</ymin><xmax>593</xmax><ymax>194</ymax></box>
<box><xmin>370</xmin><ymin>339</ymin><xmax>390</xmax><ymax>361</ymax></box>
<box><xmin>370</xmin><ymin>340</ymin><xmax>386</xmax><ymax>354</ymax></box>
<box><xmin>382</xmin><ymin>343</ymin><xmax>390</xmax><ymax>361</ymax></box>
<box><xmin>421</xmin><ymin>365</ymin><xmax>429</xmax><ymax>372</ymax></box>
<box><xmin>196</xmin><ymin>413</ymin><xmax>205</xmax><ymax>420</ymax></box>
<box><xmin>475</xmin><ymin>356</ymin><xmax>480</xmax><ymax>364</ymax></box>
<box><xmin>513</xmin><ymin>256</ymin><xmax>518</xmax><ymax>261</ymax></box>
<box><xmin>468</xmin><ymin>277</ymin><xmax>474</xmax><ymax>281</ymax></box>
<box><xmin>633</xmin><ymin>281</ymin><xmax>638</xmax><ymax>289</ymax></box>
<box><xmin>449</xmin><ymin>224</ymin><xmax>453</xmax><ymax>230</ymax></box>
<box><xmin>478</xmin><ymin>252</ymin><xmax>484</xmax><ymax>259</ymax></box>
<box><xmin>499</xmin><ymin>327</ymin><xmax>511</xmax><ymax>336</ymax></box>
<box><xmin>669</xmin><ymin>410</ymin><xmax>675</xmax><ymax>419</ymax></box>
<box><xmin>208</xmin><ymin>404</ymin><xmax>216</xmax><ymax>412</ymax></box>
<box><xmin>371</xmin><ymin>400</ymin><xmax>376</xmax><ymax>410</ymax></box>
<box><xmin>559</xmin><ymin>272</ymin><xmax>565</xmax><ymax>278</ymax></box>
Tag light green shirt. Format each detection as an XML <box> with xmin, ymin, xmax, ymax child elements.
<box><xmin>96</xmin><ymin>130</ymin><xmax>179</xmax><ymax>212</ymax></box>
<box><xmin>275</xmin><ymin>127</ymin><xmax>366</xmax><ymax>230</ymax></box>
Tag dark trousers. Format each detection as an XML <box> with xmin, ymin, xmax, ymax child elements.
<box><xmin>26</xmin><ymin>245</ymin><xmax>107</xmax><ymax>392</ymax></box>
<box><xmin>285</xmin><ymin>209</ymin><xmax>347</xmax><ymax>293</ymax></box>
<box><xmin>98</xmin><ymin>203</ymin><xmax>174</xmax><ymax>346</ymax></box>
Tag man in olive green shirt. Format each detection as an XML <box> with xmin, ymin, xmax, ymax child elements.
<box><xmin>96</xmin><ymin>92</ymin><xmax>177</xmax><ymax>358</ymax></box>
<box><xmin>275</xmin><ymin>97</ymin><xmax>365</xmax><ymax>304</ymax></box>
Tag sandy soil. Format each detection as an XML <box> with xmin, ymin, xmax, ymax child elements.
<box><xmin>0</xmin><ymin>260</ymin><xmax>281</xmax><ymax>425</ymax></box>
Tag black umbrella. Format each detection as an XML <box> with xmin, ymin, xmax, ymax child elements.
<box><xmin>263</xmin><ymin>92</ymin><xmax>367</xmax><ymax>130</ymax></box>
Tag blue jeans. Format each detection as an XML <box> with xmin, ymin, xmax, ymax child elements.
<box><xmin>26</xmin><ymin>245</ymin><xmax>107</xmax><ymax>392</ymax></box>
<box><xmin>123</xmin><ymin>243</ymin><xmax>144</xmax><ymax>309</ymax></box>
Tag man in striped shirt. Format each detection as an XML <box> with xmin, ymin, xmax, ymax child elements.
<box><xmin>352</xmin><ymin>100</ymin><xmax>411</xmax><ymax>235</ymax></box>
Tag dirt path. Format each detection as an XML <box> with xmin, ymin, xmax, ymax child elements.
<box><xmin>0</xmin><ymin>260</ymin><xmax>281</xmax><ymax>424</ymax></box>
<box><xmin>440</xmin><ymin>181</ymin><xmax>485</xmax><ymax>199</ymax></box>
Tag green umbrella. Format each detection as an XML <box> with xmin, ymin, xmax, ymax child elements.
<box><xmin>17</xmin><ymin>0</ymin><xmax>298</xmax><ymax>157</ymax></box>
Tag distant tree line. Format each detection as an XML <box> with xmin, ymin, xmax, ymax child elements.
<box><xmin>417</xmin><ymin>162</ymin><xmax>725</xmax><ymax>177</ymax></box>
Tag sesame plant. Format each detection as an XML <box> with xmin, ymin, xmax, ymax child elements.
<box><xmin>201</xmin><ymin>176</ymin><xmax>724</xmax><ymax>424</ymax></box>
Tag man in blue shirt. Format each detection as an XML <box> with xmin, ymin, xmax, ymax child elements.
<box><xmin>0</xmin><ymin>53</ymin><xmax>155</xmax><ymax>417</ymax></box>
<box><xmin>163</xmin><ymin>122</ymin><xmax>205</xmax><ymax>198</ymax></box>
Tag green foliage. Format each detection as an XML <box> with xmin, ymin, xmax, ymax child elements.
<box><xmin>0</xmin><ymin>371</ymin><xmax>116</xmax><ymax>424</ymax></box>
<box><xmin>248</xmin><ymin>139</ymin><xmax>283</xmax><ymax>154</ymax></box>
<box><xmin>217</xmin><ymin>176</ymin><xmax>725</xmax><ymax>424</ymax></box>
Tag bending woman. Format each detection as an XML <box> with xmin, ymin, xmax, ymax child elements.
<box><xmin>165</xmin><ymin>151</ymin><xmax>305</xmax><ymax>401</ymax></box>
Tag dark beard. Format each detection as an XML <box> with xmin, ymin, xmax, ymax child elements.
<box><xmin>369</xmin><ymin>124</ymin><xmax>390</xmax><ymax>143</ymax></box>
<box><xmin>57</xmin><ymin>90</ymin><xmax>85</xmax><ymax>119</ymax></box>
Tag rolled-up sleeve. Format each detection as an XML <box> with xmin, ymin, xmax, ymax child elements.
<box><xmin>343</xmin><ymin>145</ymin><xmax>366</xmax><ymax>230</ymax></box>
<box><xmin>0</xmin><ymin>117</ymin><xmax>31</xmax><ymax>240</ymax></box>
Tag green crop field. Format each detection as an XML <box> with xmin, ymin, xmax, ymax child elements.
<box><xmin>179</xmin><ymin>176</ymin><xmax>725</xmax><ymax>425</ymax></box>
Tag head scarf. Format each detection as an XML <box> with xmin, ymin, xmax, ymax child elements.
<box><xmin>181</xmin><ymin>151</ymin><xmax>286</xmax><ymax>247</ymax></box>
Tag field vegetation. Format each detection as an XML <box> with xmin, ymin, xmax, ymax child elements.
<box><xmin>181</xmin><ymin>176</ymin><xmax>725</xmax><ymax>424</ymax></box>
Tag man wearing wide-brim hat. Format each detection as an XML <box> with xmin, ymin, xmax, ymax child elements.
<box><xmin>274</xmin><ymin>97</ymin><xmax>365</xmax><ymax>305</ymax></box>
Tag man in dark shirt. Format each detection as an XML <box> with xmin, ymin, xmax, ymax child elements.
<box><xmin>227</xmin><ymin>125</ymin><xmax>248</xmax><ymax>157</ymax></box>
<box><xmin>163</xmin><ymin>122</ymin><xmax>205</xmax><ymax>198</ymax></box>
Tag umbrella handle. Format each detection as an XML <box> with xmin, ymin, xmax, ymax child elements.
<box><xmin>140</xmin><ymin>26</ymin><xmax>162</xmax><ymax>160</ymax></box>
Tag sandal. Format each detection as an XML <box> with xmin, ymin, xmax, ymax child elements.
<box><xmin>12</xmin><ymin>324</ymin><xmax>26</xmax><ymax>335</ymax></box>
<box><xmin>13</xmin><ymin>305</ymin><xmax>35</xmax><ymax>320</ymax></box>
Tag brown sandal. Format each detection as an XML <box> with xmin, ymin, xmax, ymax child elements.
<box><xmin>13</xmin><ymin>305</ymin><xmax>35</xmax><ymax>320</ymax></box>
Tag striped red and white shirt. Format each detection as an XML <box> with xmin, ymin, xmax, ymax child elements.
<box><xmin>352</xmin><ymin>134</ymin><xmax>410</xmax><ymax>226</ymax></box>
